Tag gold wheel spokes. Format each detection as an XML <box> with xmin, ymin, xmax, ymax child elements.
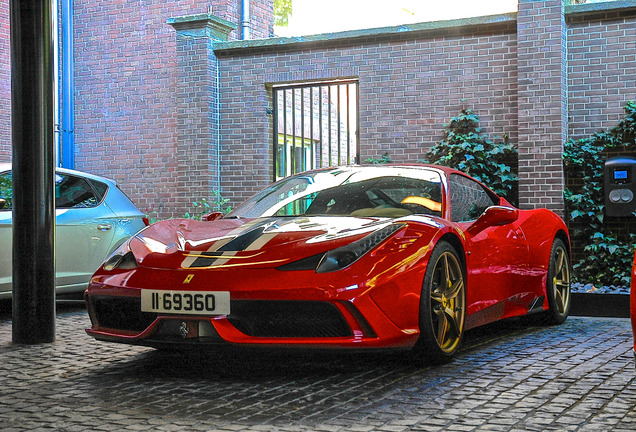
<box><xmin>433</xmin><ymin>303</ymin><xmax>461</xmax><ymax>341</ymax></box>
<box><xmin>447</xmin><ymin>275</ymin><xmax>464</xmax><ymax>300</ymax></box>
<box><xmin>430</xmin><ymin>290</ymin><xmax>444</xmax><ymax>303</ymax></box>
<box><xmin>552</xmin><ymin>247</ymin><xmax>571</xmax><ymax>314</ymax></box>
<box><xmin>434</xmin><ymin>308</ymin><xmax>450</xmax><ymax>345</ymax></box>
<box><xmin>430</xmin><ymin>251</ymin><xmax>465</xmax><ymax>352</ymax></box>
<box><xmin>442</xmin><ymin>254</ymin><xmax>451</xmax><ymax>291</ymax></box>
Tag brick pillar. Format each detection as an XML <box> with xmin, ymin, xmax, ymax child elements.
<box><xmin>167</xmin><ymin>14</ymin><xmax>235</xmax><ymax>217</ymax></box>
<box><xmin>517</xmin><ymin>0</ymin><xmax>568</xmax><ymax>215</ymax></box>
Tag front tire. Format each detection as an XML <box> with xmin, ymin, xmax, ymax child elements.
<box><xmin>412</xmin><ymin>241</ymin><xmax>466</xmax><ymax>364</ymax></box>
<box><xmin>543</xmin><ymin>238</ymin><xmax>571</xmax><ymax>325</ymax></box>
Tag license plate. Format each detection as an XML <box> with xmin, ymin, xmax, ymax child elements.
<box><xmin>141</xmin><ymin>290</ymin><xmax>230</xmax><ymax>315</ymax></box>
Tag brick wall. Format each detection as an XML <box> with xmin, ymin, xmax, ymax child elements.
<box><xmin>567</xmin><ymin>6</ymin><xmax>636</xmax><ymax>141</ymax></box>
<box><xmin>0</xmin><ymin>1</ymin><xmax>635</xmax><ymax>219</ymax></box>
<box><xmin>168</xmin><ymin>14</ymin><xmax>235</xmax><ymax>217</ymax></box>
<box><xmin>215</xmin><ymin>21</ymin><xmax>520</xmax><ymax>205</ymax></box>
<box><xmin>0</xmin><ymin>0</ymin><xmax>9</xmax><ymax>163</ymax></box>
<box><xmin>516</xmin><ymin>0</ymin><xmax>568</xmax><ymax>214</ymax></box>
<box><xmin>212</xmin><ymin>1</ymin><xmax>636</xmax><ymax>215</ymax></box>
<box><xmin>72</xmin><ymin>0</ymin><xmax>272</xmax><ymax>217</ymax></box>
<box><xmin>73</xmin><ymin>0</ymin><xmax>187</xmax><ymax>217</ymax></box>
<box><xmin>245</xmin><ymin>0</ymin><xmax>274</xmax><ymax>38</ymax></box>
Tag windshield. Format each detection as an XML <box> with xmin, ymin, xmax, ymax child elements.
<box><xmin>228</xmin><ymin>167</ymin><xmax>444</xmax><ymax>219</ymax></box>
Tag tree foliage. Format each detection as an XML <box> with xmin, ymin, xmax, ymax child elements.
<box><xmin>274</xmin><ymin>0</ymin><xmax>293</xmax><ymax>27</ymax></box>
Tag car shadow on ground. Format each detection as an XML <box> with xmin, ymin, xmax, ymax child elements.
<box><xmin>65</xmin><ymin>317</ymin><xmax>550</xmax><ymax>425</ymax></box>
<box><xmin>0</xmin><ymin>300</ymin><xmax>554</xmax><ymax>424</ymax></box>
<box><xmin>89</xmin><ymin>315</ymin><xmax>544</xmax><ymax>382</ymax></box>
<box><xmin>0</xmin><ymin>297</ymin><xmax>546</xmax><ymax>382</ymax></box>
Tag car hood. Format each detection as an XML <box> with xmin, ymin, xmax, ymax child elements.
<box><xmin>130</xmin><ymin>216</ymin><xmax>400</xmax><ymax>270</ymax></box>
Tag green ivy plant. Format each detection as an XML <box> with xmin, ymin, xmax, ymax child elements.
<box><xmin>426</xmin><ymin>108</ymin><xmax>518</xmax><ymax>206</ymax></box>
<box><xmin>184</xmin><ymin>192</ymin><xmax>233</xmax><ymax>220</ymax></box>
<box><xmin>564</xmin><ymin>101</ymin><xmax>636</xmax><ymax>286</ymax></box>
<box><xmin>363</xmin><ymin>152</ymin><xmax>393</xmax><ymax>164</ymax></box>
<box><xmin>145</xmin><ymin>191</ymin><xmax>232</xmax><ymax>223</ymax></box>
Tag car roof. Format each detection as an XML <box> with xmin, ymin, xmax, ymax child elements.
<box><xmin>290</xmin><ymin>163</ymin><xmax>468</xmax><ymax>182</ymax></box>
<box><xmin>0</xmin><ymin>163</ymin><xmax>118</xmax><ymax>186</ymax></box>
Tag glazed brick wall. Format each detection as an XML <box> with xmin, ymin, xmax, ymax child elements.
<box><xmin>246</xmin><ymin>0</ymin><xmax>274</xmax><ymax>38</ymax></box>
<box><xmin>72</xmin><ymin>0</ymin><xmax>271</xmax><ymax>217</ymax></box>
<box><xmin>0</xmin><ymin>1</ymin><xmax>635</xmax><ymax>218</ymax></box>
<box><xmin>213</xmin><ymin>0</ymin><xmax>273</xmax><ymax>39</ymax></box>
<box><xmin>211</xmin><ymin>0</ymin><xmax>240</xmax><ymax>40</ymax></box>
<box><xmin>216</xmin><ymin>24</ymin><xmax>520</xmax><ymax>205</ymax></box>
<box><xmin>170</xmin><ymin>17</ymin><xmax>227</xmax><ymax>217</ymax></box>
<box><xmin>73</xmin><ymin>0</ymin><xmax>190</xmax><ymax>217</ymax></box>
<box><xmin>0</xmin><ymin>0</ymin><xmax>10</xmax><ymax>163</ymax></box>
<box><xmin>212</xmin><ymin>2</ymin><xmax>635</xmax><ymax>215</ymax></box>
<box><xmin>516</xmin><ymin>0</ymin><xmax>568</xmax><ymax>214</ymax></box>
<box><xmin>567</xmin><ymin>7</ymin><xmax>636</xmax><ymax>141</ymax></box>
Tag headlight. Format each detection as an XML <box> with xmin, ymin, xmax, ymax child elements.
<box><xmin>315</xmin><ymin>224</ymin><xmax>404</xmax><ymax>273</ymax></box>
<box><xmin>103</xmin><ymin>240</ymin><xmax>138</xmax><ymax>271</ymax></box>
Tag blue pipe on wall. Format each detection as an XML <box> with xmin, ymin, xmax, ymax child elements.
<box><xmin>61</xmin><ymin>0</ymin><xmax>74</xmax><ymax>169</ymax></box>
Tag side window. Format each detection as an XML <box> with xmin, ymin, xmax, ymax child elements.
<box><xmin>0</xmin><ymin>172</ymin><xmax>12</xmax><ymax>210</ymax></box>
<box><xmin>55</xmin><ymin>174</ymin><xmax>99</xmax><ymax>209</ymax></box>
<box><xmin>449</xmin><ymin>174</ymin><xmax>498</xmax><ymax>222</ymax></box>
<box><xmin>87</xmin><ymin>179</ymin><xmax>109</xmax><ymax>202</ymax></box>
<box><xmin>274</xmin><ymin>192</ymin><xmax>318</xmax><ymax>216</ymax></box>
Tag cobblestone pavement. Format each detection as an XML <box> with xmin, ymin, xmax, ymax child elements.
<box><xmin>0</xmin><ymin>304</ymin><xmax>635</xmax><ymax>432</ymax></box>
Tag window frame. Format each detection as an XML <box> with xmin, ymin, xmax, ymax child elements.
<box><xmin>448</xmin><ymin>173</ymin><xmax>499</xmax><ymax>223</ymax></box>
<box><xmin>271</xmin><ymin>79</ymin><xmax>360</xmax><ymax>182</ymax></box>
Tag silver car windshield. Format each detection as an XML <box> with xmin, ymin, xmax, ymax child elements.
<box><xmin>228</xmin><ymin>167</ymin><xmax>443</xmax><ymax>219</ymax></box>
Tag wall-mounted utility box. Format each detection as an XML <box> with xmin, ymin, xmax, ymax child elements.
<box><xmin>604</xmin><ymin>156</ymin><xmax>636</xmax><ymax>217</ymax></box>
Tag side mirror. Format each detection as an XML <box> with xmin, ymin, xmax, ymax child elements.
<box><xmin>467</xmin><ymin>206</ymin><xmax>518</xmax><ymax>235</ymax></box>
<box><xmin>202</xmin><ymin>211</ymin><xmax>223</xmax><ymax>221</ymax></box>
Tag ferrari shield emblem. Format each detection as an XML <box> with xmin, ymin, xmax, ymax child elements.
<box><xmin>183</xmin><ymin>274</ymin><xmax>194</xmax><ymax>284</ymax></box>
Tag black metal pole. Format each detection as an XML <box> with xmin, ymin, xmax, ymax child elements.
<box><xmin>11</xmin><ymin>0</ymin><xmax>56</xmax><ymax>344</ymax></box>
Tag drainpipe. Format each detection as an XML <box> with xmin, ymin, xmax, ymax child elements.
<box><xmin>52</xmin><ymin>0</ymin><xmax>59</xmax><ymax>167</ymax></box>
<box><xmin>61</xmin><ymin>0</ymin><xmax>74</xmax><ymax>169</ymax></box>
<box><xmin>241</xmin><ymin>0</ymin><xmax>250</xmax><ymax>40</ymax></box>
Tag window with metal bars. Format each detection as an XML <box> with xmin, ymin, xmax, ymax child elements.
<box><xmin>272</xmin><ymin>80</ymin><xmax>359</xmax><ymax>181</ymax></box>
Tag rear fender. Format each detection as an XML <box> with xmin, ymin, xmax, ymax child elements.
<box><xmin>517</xmin><ymin>209</ymin><xmax>570</xmax><ymax>301</ymax></box>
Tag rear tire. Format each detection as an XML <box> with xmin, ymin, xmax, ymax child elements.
<box><xmin>543</xmin><ymin>238</ymin><xmax>571</xmax><ymax>325</ymax></box>
<box><xmin>412</xmin><ymin>241</ymin><xmax>466</xmax><ymax>364</ymax></box>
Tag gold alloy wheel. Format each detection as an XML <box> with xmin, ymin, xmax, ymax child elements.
<box><xmin>429</xmin><ymin>251</ymin><xmax>466</xmax><ymax>353</ymax></box>
<box><xmin>552</xmin><ymin>245</ymin><xmax>571</xmax><ymax>315</ymax></box>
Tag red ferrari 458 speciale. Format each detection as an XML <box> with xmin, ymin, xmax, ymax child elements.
<box><xmin>85</xmin><ymin>165</ymin><xmax>571</xmax><ymax>363</ymax></box>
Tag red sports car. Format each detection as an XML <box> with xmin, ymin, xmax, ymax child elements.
<box><xmin>85</xmin><ymin>165</ymin><xmax>571</xmax><ymax>363</ymax></box>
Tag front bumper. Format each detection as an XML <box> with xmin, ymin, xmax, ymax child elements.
<box><xmin>85</xmin><ymin>289</ymin><xmax>420</xmax><ymax>351</ymax></box>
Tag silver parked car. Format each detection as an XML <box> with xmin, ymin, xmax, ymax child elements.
<box><xmin>0</xmin><ymin>163</ymin><xmax>148</xmax><ymax>299</ymax></box>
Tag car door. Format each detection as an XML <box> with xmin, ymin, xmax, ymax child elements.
<box><xmin>0</xmin><ymin>170</ymin><xmax>12</xmax><ymax>295</ymax></box>
<box><xmin>53</xmin><ymin>172</ymin><xmax>118</xmax><ymax>292</ymax></box>
<box><xmin>448</xmin><ymin>174</ymin><xmax>530</xmax><ymax>321</ymax></box>
<box><xmin>0</xmin><ymin>171</ymin><xmax>118</xmax><ymax>297</ymax></box>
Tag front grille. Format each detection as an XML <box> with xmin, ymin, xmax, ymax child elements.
<box><xmin>91</xmin><ymin>295</ymin><xmax>156</xmax><ymax>332</ymax></box>
<box><xmin>227</xmin><ymin>300</ymin><xmax>352</xmax><ymax>338</ymax></box>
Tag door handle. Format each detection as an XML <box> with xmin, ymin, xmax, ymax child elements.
<box><xmin>97</xmin><ymin>224</ymin><xmax>112</xmax><ymax>231</ymax></box>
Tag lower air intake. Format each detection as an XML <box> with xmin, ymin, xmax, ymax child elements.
<box><xmin>91</xmin><ymin>296</ymin><xmax>157</xmax><ymax>332</ymax></box>
<box><xmin>227</xmin><ymin>300</ymin><xmax>352</xmax><ymax>338</ymax></box>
